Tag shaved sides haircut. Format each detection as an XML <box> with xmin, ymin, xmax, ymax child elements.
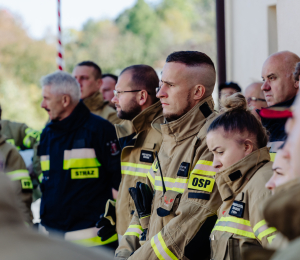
<box><xmin>166</xmin><ymin>51</ymin><xmax>216</xmax><ymax>97</ymax></box>
<box><xmin>120</xmin><ymin>65</ymin><xmax>159</xmax><ymax>103</ymax></box>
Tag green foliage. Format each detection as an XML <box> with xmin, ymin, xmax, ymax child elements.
<box><xmin>0</xmin><ymin>0</ymin><xmax>216</xmax><ymax>129</ymax></box>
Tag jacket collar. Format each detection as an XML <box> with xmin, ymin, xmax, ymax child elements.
<box><xmin>48</xmin><ymin>100</ymin><xmax>89</xmax><ymax>132</ymax></box>
<box><xmin>215</xmin><ymin>147</ymin><xmax>270</xmax><ymax>201</ymax></box>
<box><xmin>159</xmin><ymin>95</ymin><xmax>215</xmax><ymax>142</ymax></box>
<box><xmin>83</xmin><ymin>91</ymin><xmax>107</xmax><ymax>112</ymax></box>
<box><xmin>115</xmin><ymin>101</ymin><xmax>163</xmax><ymax>139</ymax></box>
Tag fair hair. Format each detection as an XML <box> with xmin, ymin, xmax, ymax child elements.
<box><xmin>41</xmin><ymin>71</ymin><xmax>80</xmax><ymax>102</ymax></box>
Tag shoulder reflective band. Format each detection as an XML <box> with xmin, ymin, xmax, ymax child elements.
<box><xmin>212</xmin><ymin>217</ymin><xmax>255</xmax><ymax>239</ymax></box>
<box><xmin>71</xmin><ymin>168</ymin><xmax>99</xmax><ymax>179</ymax></box>
<box><xmin>270</xmin><ymin>153</ymin><xmax>276</xmax><ymax>162</ymax></box>
<box><xmin>121</xmin><ymin>162</ymin><xmax>151</xmax><ymax>177</ymax></box>
<box><xmin>6</xmin><ymin>139</ymin><xmax>15</xmax><ymax>146</ymax></box>
<box><xmin>65</xmin><ymin>227</ymin><xmax>117</xmax><ymax>247</ymax></box>
<box><xmin>253</xmin><ymin>219</ymin><xmax>277</xmax><ymax>241</ymax></box>
<box><xmin>40</xmin><ymin>155</ymin><xmax>50</xmax><ymax>171</ymax></box>
<box><xmin>188</xmin><ymin>173</ymin><xmax>215</xmax><ymax>192</ymax></box>
<box><xmin>151</xmin><ymin>232</ymin><xmax>178</xmax><ymax>260</ymax></box>
<box><xmin>191</xmin><ymin>160</ymin><xmax>217</xmax><ymax>176</ymax></box>
<box><xmin>63</xmin><ymin>149</ymin><xmax>101</xmax><ymax>170</ymax></box>
<box><xmin>6</xmin><ymin>169</ymin><xmax>30</xmax><ymax>181</ymax></box>
<box><xmin>23</xmin><ymin>128</ymin><xmax>41</xmax><ymax>148</ymax></box>
<box><xmin>124</xmin><ymin>225</ymin><xmax>143</xmax><ymax>238</ymax></box>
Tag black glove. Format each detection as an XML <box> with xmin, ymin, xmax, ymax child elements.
<box><xmin>129</xmin><ymin>182</ymin><xmax>153</xmax><ymax>218</ymax></box>
<box><xmin>96</xmin><ymin>200</ymin><xmax>116</xmax><ymax>241</ymax></box>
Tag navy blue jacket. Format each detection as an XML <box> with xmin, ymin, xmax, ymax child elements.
<box><xmin>38</xmin><ymin>101</ymin><xmax>121</xmax><ymax>232</ymax></box>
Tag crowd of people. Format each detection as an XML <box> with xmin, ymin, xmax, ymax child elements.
<box><xmin>0</xmin><ymin>49</ymin><xmax>300</xmax><ymax>260</ymax></box>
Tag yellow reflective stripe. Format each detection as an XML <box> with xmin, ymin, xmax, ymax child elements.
<box><xmin>6</xmin><ymin>170</ymin><xmax>30</xmax><ymax>181</ymax></box>
<box><xmin>71</xmin><ymin>233</ymin><xmax>117</xmax><ymax>247</ymax></box>
<box><xmin>270</xmin><ymin>153</ymin><xmax>276</xmax><ymax>162</ymax></box>
<box><xmin>140</xmin><ymin>215</ymin><xmax>151</xmax><ymax>219</ymax></box>
<box><xmin>151</xmin><ymin>232</ymin><xmax>178</xmax><ymax>260</ymax></box>
<box><xmin>147</xmin><ymin>169</ymin><xmax>155</xmax><ymax>186</ymax></box>
<box><xmin>124</xmin><ymin>225</ymin><xmax>143</xmax><ymax>237</ymax></box>
<box><xmin>6</xmin><ymin>139</ymin><xmax>15</xmax><ymax>146</ymax></box>
<box><xmin>191</xmin><ymin>160</ymin><xmax>217</xmax><ymax>176</ymax></box>
<box><xmin>23</xmin><ymin>128</ymin><xmax>41</xmax><ymax>147</ymax></box>
<box><xmin>257</xmin><ymin>227</ymin><xmax>277</xmax><ymax>241</ymax></box>
<box><xmin>63</xmin><ymin>158</ymin><xmax>101</xmax><ymax>170</ymax></box>
<box><xmin>38</xmin><ymin>173</ymin><xmax>43</xmax><ymax>182</ymax></box>
<box><xmin>154</xmin><ymin>176</ymin><xmax>188</xmax><ymax>193</ymax></box>
<box><xmin>41</xmin><ymin>160</ymin><xmax>50</xmax><ymax>171</ymax></box>
<box><xmin>121</xmin><ymin>162</ymin><xmax>151</xmax><ymax>177</ymax></box>
<box><xmin>267</xmin><ymin>235</ymin><xmax>276</xmax><ymax>244</ymax></box>
<box><xmin>121</xmin><ymin>162</ymin><xmax>151</xmax><ymax>169</ymax></box>
<box><xmin>213</xmin><ymin>225</ymin><xmax>255</xmax><ymax>239</ymax></box>
<box><xmin>213</xmin><ymin>217</ymin><xmax>255</xmax><ymax>239</ymax></box>
<box><xmin>219</xmin><ymin>216</ymin><xmax>251</xmax><ymax>226</ymax></box>
<box><xmin>253</xmin><ymin>220</ymin><xmax>266</xmax><ymax>232</ymax></box>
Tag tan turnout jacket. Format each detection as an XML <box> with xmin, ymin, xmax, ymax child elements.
<box><xmin>0</xmin><ymin>120</ymin><xmax>40</xmax><ymax>150</ymax></box>
<box><xmin>210</xmin><ymin>147</ymin><xmax>277</xmax><ymax>260</ymax></box>
<box><xmin>83</xmin><ymin>91</ymin><xmax>121</xmax><ymax>124</ymax></box>
<box><xmin>0</xmin><ymin>133</ymin><xmax>33</xmax><ymax>223</ymax></box>
<box><xmin>116</xmin><ymin>96</ymin><xmax>223</xmax><ymax>260</ymax></box>
<box><xmin>115</xmin><ymin>101</ymin><xmax>163</xmax><ymax>236</ymax></box>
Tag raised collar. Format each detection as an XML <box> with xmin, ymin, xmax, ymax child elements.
<box><xmin>48</xmin><ymin>101</ymin><xmax>89</xmax><ymax>132</ymax></box>
<box><xmin>215</xmin><ymin>147</ymin><xmax>270</xmax><ymax>201</ymax></box>
<box><xmin>159</xmin><ymin>95</ymin><xmax>215</xmax><ymax>142</ymax></box>
<box><xmin>131</xmin><ymin>101</ymin><xmax>162</xmax><ymax>134</ymax></box>
<box><xmin>83</xmin><ymin>91</ymin><xmax>107</xmax><ymax>112</ymax></box>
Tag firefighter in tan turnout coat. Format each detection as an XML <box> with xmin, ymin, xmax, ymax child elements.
<box><xmin>115</xmin><ymin>51</ymin><xmax>223</xmax><ymax>260</ymax></box>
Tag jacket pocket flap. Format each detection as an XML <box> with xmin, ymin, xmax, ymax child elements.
<box><xmin>157</xmin><ymin>190</ymin><xmax>181</xmax><ymax>217</ymax></box>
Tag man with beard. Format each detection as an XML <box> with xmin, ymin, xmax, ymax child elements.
<box><xmin>73</xmin><ymin>61</ymin><xmax>121</xmax><ymax>124</ymax></box>
<box><xmin>38</xmin><ymin>71</ymin><xmax>121</xmax><ymax>249</ymax></box>
<box><xmin>115</xmin><ymin>51</ymin><xmax>222</xmax><ymax>260</ymax></box>
<box><xmin>96</xmin><ymin>65</ymin><xmax>163</xmax><ymax>243</ymax></box>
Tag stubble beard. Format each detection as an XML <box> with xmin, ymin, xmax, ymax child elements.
<box><xmin>118</xmin><ymin>98</ymin><xmax>142</xmax><ymax>121</ymax></box>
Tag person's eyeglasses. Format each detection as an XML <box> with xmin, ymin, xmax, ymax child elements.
<box><xmin>247</xmin><ymin>97</ymin><xmax>266</xmax><ymax>104</ymax></box>
<box><xmin>156</xmin><ymin>87</ymin><xmax>160</xmax><ymax>94</ymax></box>
<box><xmin>113</xmin><ymin>90</ymin><xmax>144</xmax><ymax>98</ymax></box>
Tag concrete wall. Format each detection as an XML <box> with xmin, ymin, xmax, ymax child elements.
<box><xmin>224</xmin><ymin>0</ymin><xmax>300</xmax><ymax>91</ymax></box>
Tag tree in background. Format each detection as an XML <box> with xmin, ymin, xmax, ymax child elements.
<box><xmin>0</xmin><ymin>0</ymin><xmax>216</xmax><ymax>128</ymax></box>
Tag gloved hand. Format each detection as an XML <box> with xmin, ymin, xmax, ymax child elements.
<box><xmin>129</xmin><ymin>182</ymin><xmax>153</xmax><ymax>219</ymax></box>
<box><xmin>96</xmin><ymin>199</ymin><xmax>116</xmax><ymax>241</ymax></box>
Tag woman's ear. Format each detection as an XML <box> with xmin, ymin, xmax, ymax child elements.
<box><xmin>244</xmin><ymin>139</ymin><xmax>254</xmax><ymax>155</ymax></box>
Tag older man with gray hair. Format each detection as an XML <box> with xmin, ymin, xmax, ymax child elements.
<box><xmin>38</xmin><ymin>71</ymin><xmax>121</xmax><ymax>250</ymax></box>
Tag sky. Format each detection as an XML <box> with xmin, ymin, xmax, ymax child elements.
<box><xmin>0</xmin><ymin>0</ymin><xmax>159</xmax><ymax>39</ymax></box>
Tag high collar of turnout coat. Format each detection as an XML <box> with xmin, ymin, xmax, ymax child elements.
<box><xmin>215</xmin><ymin>147</ymin><xmax>271</xmax><ymax>202</ymax></box>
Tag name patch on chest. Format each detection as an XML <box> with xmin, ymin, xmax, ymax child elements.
<box><xmin>177</xmin><ymin>162</ymin><xmax>190</xmax><ymax>177</ymax></box>
<box><xmin>71</xmin><ymin>168</ymin><xmax>99</xmax><ymax>179</ymax></box>
<box><xmin>229</xmin><ymin>201</ymin><xmax>245</xmax><ymax>218</ymax></box>
<box><xmin>188</xmin><ymin>173</ymin><xmax>215</xmax><ymax>192</ymax></box>
<box><xmin>140</xmin><ymin>150</ymin><xmax>154</xmax><ymax>163</ymax></box>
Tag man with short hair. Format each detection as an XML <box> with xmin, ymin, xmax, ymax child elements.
<box><xmin>244</xmin><ymin>82</ymin><xmax>267</xmax><ymax>120</ymax></box>
<box><xmin>101</xmin><ymin>74</ymin><xmax>118</xmax><ymax>109</ymax></box>
<box><xmin>72</xmin><ymin>61</ymin><xmax>121</xmax><ymax>124</ymax></box>
<box><xmin>39</xmin><ymin>71</ymin><xmax>121</xmax><ymax>248</ymax></box>
<box><xmin>260</xmin><ymin>51</ymin><xmax>300</xmax><ymax>160</ymax></box>
<box><xmin>115</xmin><ymin>51</ymin><xmax>222</xmax><ymax>260</ymax></box>
<box><xmin>98</xmin><ymin>65</ymin><xmax>163</xmax><ymax>243</ymax></box>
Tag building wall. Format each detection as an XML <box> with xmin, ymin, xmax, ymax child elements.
<box><xmin>224</xmin><ymin>0</ymin><xmax>300</xmax><ymax>91</ymax></box>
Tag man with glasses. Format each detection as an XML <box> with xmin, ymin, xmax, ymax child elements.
<box><xmin>72</xmin><ymin>61</ymin><xmax>121</xmax><ymax>124</ymax></box>
<box><xmin>244</xmin><ymin>82</ymin><xmax>267</xmax><ymax>120</ymax></box>
<box><xmin>96</xmin><ymin>65</ymin><xmax>163</xmax><ymax>244</ymax></box>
